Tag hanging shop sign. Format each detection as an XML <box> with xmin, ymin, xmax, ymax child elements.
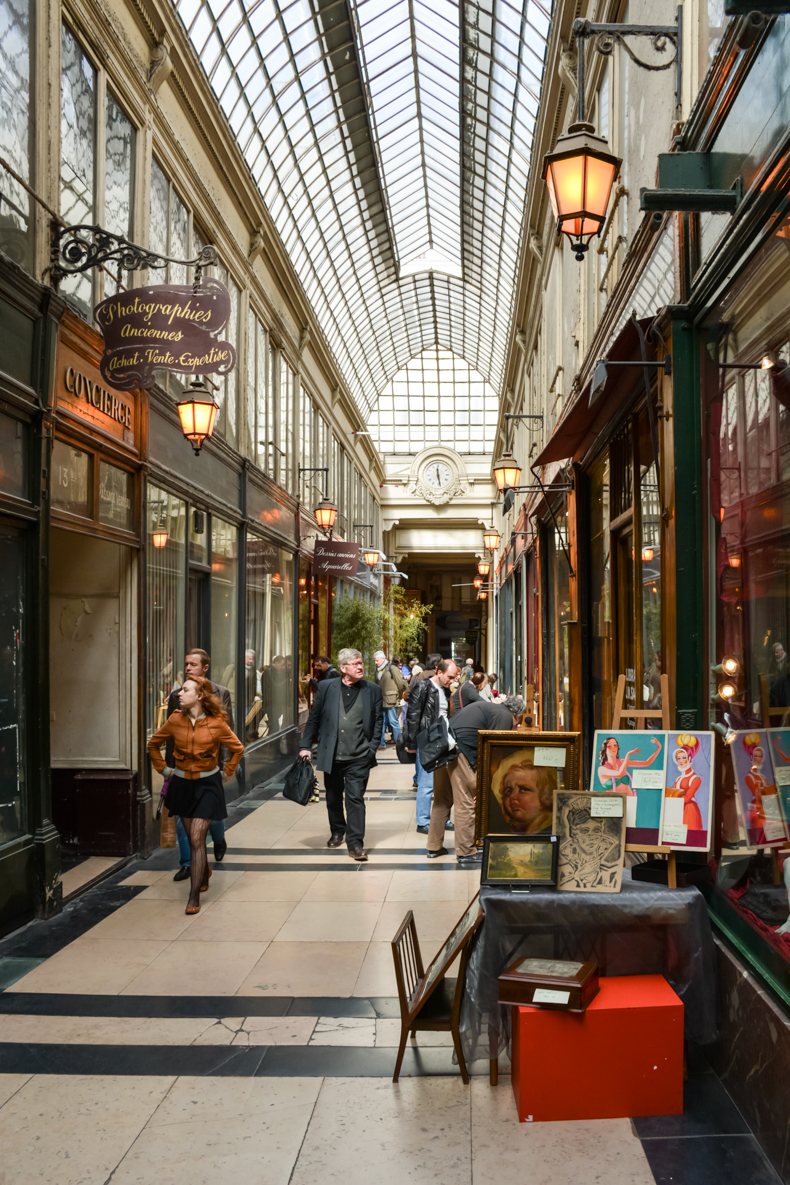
<box><xmin>313</xmin><ymin>539</ymin><xmax>360</xmax><ymax>576</ymax></box>
<box><xmin>94</xmin><ymin>278</ymin><xmax>237</xmax><ymax>391</ymax></box>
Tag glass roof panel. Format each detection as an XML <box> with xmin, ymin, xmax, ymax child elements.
<box><xmin>171</xmin><ymin>0</ymin><xmax>553</xmax><ymax>421</ymax></box>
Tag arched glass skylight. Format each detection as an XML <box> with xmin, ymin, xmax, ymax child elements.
<box><xmin>172</xmin><ymin>0</ymin><xmax>553</xmax><ymax>418</ymax></box>
<box><xmin>368</xmin><ymin>347</ymin><xmax>499</xmax><ymax>454</ymax></box>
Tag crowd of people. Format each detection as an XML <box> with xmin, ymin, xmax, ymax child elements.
<box><xmin>148</xmin><ymin>645</ymin><xmax>523</xmax><ymax>910</ymax></box>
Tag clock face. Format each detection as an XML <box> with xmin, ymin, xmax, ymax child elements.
<box><xmin>424</xmin><ymin>460</ymin><xmax>452</xmax><ymax>490</ymax></box>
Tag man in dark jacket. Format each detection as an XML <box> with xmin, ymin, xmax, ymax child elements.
<box><xmin>167</xmin><ymin>649</ymin><xmax>234</xmax><ymax>881</ymax></box>
<box><xmin>299</xmin><ymin>647</ymin><xmax>383</xmax><ymax>861</ymax></box>
<box><xmin>426</xmin><ymin>694</ymin><xmax>524</xmax><ymax>865</ymax></box>
<box><xmin>404</xmin><ymin>658</ymin><xmax>458</xmax><ymax>831</ymax></box>
<box><xmin>315</xmin><ymin>655</ymin><xmax>340</xmax><ymax>681</ymax></box>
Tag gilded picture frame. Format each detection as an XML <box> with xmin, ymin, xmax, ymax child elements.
<box><xmin>474</xmin><ymin>730</ymin><xmax>581</xmax><ymax>846</ymax></box>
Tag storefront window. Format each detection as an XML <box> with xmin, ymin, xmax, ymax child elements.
<box><xmin>0</xmin><ymin>414</ymin><xmax>26</xmax><ymax>498</ymax></box>
<box><xmin>0</xmin><ymin>523</ymin><xmax>25</xmax><ymax>844</ymax></box>
<box><xmin>98</xmin><ymin>462</ymin><xmax>133</xmax><ymax>531</ymax></box>
<box><xmin>589</xmin><ymin>456</ymin><xmax>611</xmax><ymax>728</ymax></box>
<box><xmin>210</xmin><ymin>517</ymin><xmax>238</xmax><ymax>711</ymax></box>
<box><xmin>51</xmin><ymin>441</ymin><xmax>89</xmax><ymax>516</ymax></box>
<box><xmin>542</xmin><ymin>510</ymin><xmax>572</xmax><ymax>729</ymax></box>
<box><xmin>639</xmin><ymin>425</ymin><xmax>662</xmax><ymax>713</ymax></box>
<box><xmin>706</xmin><ymin>229</ymin><xmax>790</xmax><ymax>1001</ymax></box>
<box><xmin>245</xmin><ymin>536</ymin><xmax>294</xmax><ymax>740</ymax></box>
<box><xmin>0</xmin><ymin>0</ymin><xmax>33</xmax><ymax>271</ymax></box>
<box><xmin>145</xmin><ymin>486</ymin><xmax>185</xmax><ymax>734</ymax></box>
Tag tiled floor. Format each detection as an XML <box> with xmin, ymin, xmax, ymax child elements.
<box><xmin>0</xmin><ymin>753</ymin><xmax>781</xmax><ymax>1184</ymax></box>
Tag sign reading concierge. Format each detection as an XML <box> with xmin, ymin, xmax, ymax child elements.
<box><xmin>94</xmin><ymin>279</ymin><xmax>237</xmax><ymax>391</ymax></box>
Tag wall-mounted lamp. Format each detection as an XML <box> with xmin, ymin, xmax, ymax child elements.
<box><xmin>353</xmin><ymin>522</ymin><xmax>380</xmax><ymax>568</ymax></box>
<box><xmin>590</xmin><ymin>355</ymin><xmax>672</xmax><ymax>404</ymax></box>
<box><xmin>473</xmin><ymin>576</ymin><xmax>483</xmax><ymax>590</ymax></box>
<box><xmin>151</xmin><ymin>528</ymin><xmax>169</xmax><ymax>549</ymax></box>
<box><xmin>482</xmin><ymin>527</ymin><xmax>501</xmax><ymax>551</ymax></box>
<box><xmin>713</xmin><ymin>656</ymin><xmax>741</xmax><ymax>677</ymax></box>
<box><xmin>477</xmin><ymin>558</ymin><xmax>491</xmax><ymax>577</ymax></box>
<box><xmin>177</xmin><ymin>377</ymin><xmax>219</xmax><ymax>455</ymax></box>
<box><xmin>492</xmin><ymin>452</ymin><xmax>522</xmax><ymax>492</ymax></box>
<box><xmin>477</xmin><ymin>590</ymin><xmax>489</xmax><ymax>601</ymax></box>
<box><xmin>716</xmin><ymin>353</ymin><xmax>787</xmax><ymax>373</ymax></box>
<box><xmin>544</xmin><ymin>13</ymin><xmax>682</xmax><ymax>259</ymax></box>
<box><xmin>299</xmin><ymin>467</ymin><xmax>338</xmax><ymax>534</ymax></box>
<box><xmin>717</xmin><ymin>679</ymin><xmax>738</xmax><ymax>701</ymax></box>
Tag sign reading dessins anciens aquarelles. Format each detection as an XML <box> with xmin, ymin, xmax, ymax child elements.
<box><xmin>94</xmin><ymin>278</ymin><xmax>237</xmax><ymax>391</ymax></box>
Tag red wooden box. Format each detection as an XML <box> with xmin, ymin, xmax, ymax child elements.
<box><xmin>510</xmin><ymin>974</ymin><xmax>683</xmax><ymax>1122</ymax></box>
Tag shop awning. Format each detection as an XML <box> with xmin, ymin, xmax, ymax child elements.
<box><xmin>534</xmin><ymin>316</ymin><xmax>657</xmax><ymax>467</ymax></box>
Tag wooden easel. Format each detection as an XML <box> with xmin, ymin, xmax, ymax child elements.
<box><xmin>611</xmin><ymin>673</ymin><xmax>677</xmax><ymax>889</ymax></box>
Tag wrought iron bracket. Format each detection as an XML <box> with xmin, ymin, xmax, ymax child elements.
<box><xmin>572</xmin><ymin>7</ymin><xmax>683</xmax><ymax>118</ymax></box>
<box><xmin>49</xmin><ymin>220</ymin><xmax>218</xmax><ymax>288</ymax></box>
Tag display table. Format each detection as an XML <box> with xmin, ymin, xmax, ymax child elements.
<box><xmin>510</xmin><ymin>975</ymin><xmax>684</xmax><ymax>1122</ymax></box>
<box><xmin>459</xmin><ymin>880</ymin><xmax>716</xmax><ymax>1065</ymax></box>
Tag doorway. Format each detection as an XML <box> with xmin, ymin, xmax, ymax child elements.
<box><xmin>49</xmin><ymin>528</ymin><xmax>137</xmax><ymax>865</ymax></box>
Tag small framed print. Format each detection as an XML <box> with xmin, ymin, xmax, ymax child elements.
<box><xmin>480</xmin><ymin>833</ymin><xmax>559</xmax><ymax>889</ymax></box>
<box><xmin>555</xmin><ymin>790</ymin><xmax>627</xmax><ymax>893</ymax></box>
<box><xmin>590</xmin><ymin>730</ymin><xmax>667</xmax><ymax>845</ymax></box>
<box><xmin>475</xmin><ymin>730</ymin><xmax>581</xmax><ymax>844</ymax></box>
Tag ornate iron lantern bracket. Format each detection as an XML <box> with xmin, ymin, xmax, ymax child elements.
<box><xmin>49</xmin><ymin>220</ymin><xmax>218</xmax><ymax>289</ymax></box>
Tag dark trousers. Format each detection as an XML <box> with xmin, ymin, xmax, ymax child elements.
<box><xmin>323</xmin><ymin>757</ymin><xmax>371</xmax><ymax>848</ymax></box>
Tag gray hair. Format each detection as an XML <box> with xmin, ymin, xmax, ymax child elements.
<box><xmin>337</xmin><ymin>647</ymin><xmax>363</xmax><ymax>667</ymax></box>
<box><xmin>502</xmin><ymin>693</ymin><xmax>525</xmax><ymax>717</ymax></box>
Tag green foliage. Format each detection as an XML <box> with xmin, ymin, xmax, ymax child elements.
<box><xmin>331</xmin><ymin>596</ymin><xmax>383</xmax><ymax>672</ymax></box>
<box><xmin>385</xmin><ymin>585</ymin><xmax>432</xmax><ymax>662</ymax></box>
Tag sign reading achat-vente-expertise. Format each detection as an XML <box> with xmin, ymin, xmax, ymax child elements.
<box><xmin>95</xmin><ymin>278</ymin><xmax>237</xmax><ymax>391</ymax></box>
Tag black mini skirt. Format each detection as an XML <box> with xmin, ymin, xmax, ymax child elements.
<box><xmin>166</xmin><ymin>770</ymin><xmax>227</xmax><ymax>821</ymax></box>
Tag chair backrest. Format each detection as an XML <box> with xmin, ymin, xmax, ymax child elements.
<box><xmin>391</xmin><ymin>910</ymin><xmax>425</xmax><ymax>1013</ymax></box>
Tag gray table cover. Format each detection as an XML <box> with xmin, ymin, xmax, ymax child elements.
<box><xmin>460</xmin><ymin>880</ymin><xmax>717</xmax><ymax>1062</ymax></box>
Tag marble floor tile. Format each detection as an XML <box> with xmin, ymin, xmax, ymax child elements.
<box><xmin>79</xmin><ymin>898</ymin><xmax>201</xmax><ymax>941</ymax></box>
<box><xmin>119</xmin><ymin>870</ymin><xmax>170</xmax><ymax>886</ymax></box>
<box><xmin>134</xmin><ymin>870</ymin><xmax>245</xmax><ymax>901</ymax></box>
<box><xmin>60</xmin><ymin>856</ymin><xmax>122</xmax><ymax>898</ymax></box>
<box><xmin>470</xmin><ymin>1080</ymin><xmax>656</xmax><ymax>1185</ymax></box>
<box><xmin>275</xmin><ymin>900</ymin><xmax>383</xmax><ymax>943</ymax></box>
<box><xmin>290</xmin><ymin>1077</ymin><xmax>472</xmax><ymax>1185</ymax></box>
<box><xmin>375</xmin><ymin>1019</ymin><xmax>454</xmax><ymax>1048</ymax></box>
<box><xmin>219</xmin><ymin>871</ymin><xmax>319</xmax><ymax>901</ymax></box>
<box><xmin>231</xmin><ymin>1016</ymin><xmax>317</xmax><ymax>1046</ymax></box>
<box><xmin>0</xmin><ymin>1074</ymin><xmax>174</xmax><ymax>1185</ymax></box>
<box><xmin>303</xmin><ymin>870</ymin><xmax>394</xmax><ymax>902</ymax></box>
<box><xmin>120</xmin><ymin>940</ymin><xmax>270</xmax><ymax>996</ymax></box>
<box><xmin>387</xmin><ymin>870</ymin><xmax>476</xmax><ymax>902</ymax></box>
<box><xmin>236</xmin><ymin>941</ymin><xmax>368</xmax><ymax>996</ymax></box>
<box><xmin>0</xmin><ymin>1015</ymin><xmax>229</xmax><ymax>1046</ymax></box>
<box><xmin>110</xmin><ymin>1077</ymin><xmax>322</xmax><ymax>1185</ymax></box>
<box><xmin>372</xmin><ymin>898</ymin><xmax>478</xmax><ymax>943</ymax></box>
<box><xmin>0</xmin><ymin>1074</ymin><xmax>31</xmax><ymax>1107</ymax></box>
<box><xmin>352</xmin><ymin>941</ymin><xmax>398</xmax><ymax>997</ymax></box>
<box><xmin>172</xmin><ymin>899</ymin><xmax>297</xmax><ymax>943</ymax></box>
<box><xmin>309</xmin><ymin>1017</ymin><xmax>376</xmax><ymax>1046</ymax></box>
<box><xmin>5</xmin><ymin>938</ymin><xmax>171</xmax><ymax>995</ymax></box>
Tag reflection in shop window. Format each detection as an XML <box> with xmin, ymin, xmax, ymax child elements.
<box><xmin>51</xmin><ymin>441</ymin><xmax>89</xmax><ymax>516</ymax></box>
<box><xmin>145</xmin><ymin>487</ymin><xmax>186</xmax><ymax>734</ymax></box>
<box><xmin>245</xmin><ymin>538</ymin><xmax>294</xmax><ymax>742</ymax></box>
<box><xmin>211</xmin><ymin>517</ymin><xmax>238</xmax><ymax>710</ymax></box>
<box><xmin>0</xmin><ymin>525</ymin><xmax>25</xmax><ymax>844</ymax></box>
<box><xmin>0</xmin><ymin>0</ymin><xmax>33</xmax><ymax>271</ymax></box>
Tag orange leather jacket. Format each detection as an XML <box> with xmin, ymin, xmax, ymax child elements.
<box><xmin>147</xmin><ymin>712</ymin><xmax>244</xmax><ymax>780</ymax></box>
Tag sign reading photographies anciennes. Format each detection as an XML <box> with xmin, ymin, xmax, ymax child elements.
<box><xmin>313</xmin><ymin>539</ymin><xmax>360</xmax><ymax>576</ymax></box>
<box><xmin>94</xmin><ymin>279</ymin><xmax>237</xmax><ymax>391</ymax></box>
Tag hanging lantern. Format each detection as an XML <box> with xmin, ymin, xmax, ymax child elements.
<box><xmin>641</xmin><ymin>546</ymin><xmax>655</xmax><ymax>563</ymax></box>
<box><xmin>362</xmin><ymin>547</ymin><xmax>380</xmax><ymax>568</ymax></box>
<box><xmin>477</xmin><ymin>590</ymin><xmax>488</xmax><ymax>601</ymax></box>
<box><xmin>543</xmin><ymin>122</ymin><xmax>621</xmax><ymax>261</ymax></box>
<box><xmin>313</xmin><ymin>496</ymin><xmax>338</xmax><ymax>532</ymax></box>
<box><xmin>477</xmin><ymin>558</ymin><xmax>491</xmax><ymax>577</ymax></box>
<box><xmin>177</xmin><ymin>378</ymin><xmax>220</xmax><ymax>455</ymax></box>
<box><xmin>151</xmin><ymin>528</ymin><xmax>169</xmax><ymax>549</ymax></box>
<box><xmin>473</xmin><ymin>576</ymin><xmax>483</xmax><ymax>589</ymax></box>
<box><xmin>482</xmin><ymin>526</ymin><xmax>501</xmax><ymax>551</ymax></box>
<box><xmin>492</xmin><ymin>452</ymin><xmax>522</xmax><ymax>492</ymax></box>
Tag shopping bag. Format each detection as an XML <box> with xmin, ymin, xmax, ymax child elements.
<box><xmin>283</xmin><ymin>757</ymin><xmax>315</xmax><ymax>806</ymax></box>
<box><xmin>416</xmin><ymin>717</ymin><xmax>457</xmax><ymax>772</ymax></box>
<box><xmin>395</xmin><ymin>737</ymin><xmax>416</xmax><ymax>765</ymax></box>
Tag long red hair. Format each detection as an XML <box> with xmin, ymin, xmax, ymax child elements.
<box><xmin>182</xmin><ymin>676</ymin><xmax>228</xmax><ymax>722</ymax></box>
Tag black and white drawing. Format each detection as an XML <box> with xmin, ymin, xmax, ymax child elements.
<box><xmin>555</xmin><ymin>790</ymin><xmax>627</xmax><ymax>893</ymax></box>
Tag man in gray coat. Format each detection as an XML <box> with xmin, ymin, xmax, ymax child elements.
<box><xmin>299</xmin><ymin>647</ymin><xmax>383</xmax><ymax>861</ymax></box>
<box><xmin>373</xmin><ymin>649</ymin><xmax>406</xmax><ymax>747</ymax></box>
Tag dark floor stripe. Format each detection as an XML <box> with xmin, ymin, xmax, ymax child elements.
<box><xmin>223</xmin><ymin>847</ymin><xmax>458</xmax><ymax>857</ymax></box>
<box><xmin>0</xmin><ymin>992</ymin><xmax>403</xmax><ymax>1019</ymax></box>
<box><xmin>0</xmin><ymin>1041</ymin><xmax>465</xmax><ymax>1079</ymax></box>
<box><xmin>0</xmin><ymin>886</ymin><xmax>146</xmax><ymax>962</ymax></box>
<box><xmin>213</xmin><ymin>861</ymin><xmax>468</xmax><ymax>872</ymax></box>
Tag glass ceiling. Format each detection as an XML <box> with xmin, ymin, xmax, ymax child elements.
<box><xmin>173</xmin><ymin>0</ymin><xmax>553</xmax><ymax>421</ymax></box>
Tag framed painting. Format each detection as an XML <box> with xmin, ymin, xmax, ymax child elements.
<box><xmin>730</xmin><ymin>730</ymin><xmax>787</xmax><ymax>846</ymax></box>
<box><xmin>555</xmin><ymin>790</ymin><xmax>627</xmax><ymax>893</ymax></box>
<box><xmin>411</xmin><ymin>893</ymin><xmax>483</xmax><ymax>1013</ymax></box>
<box><xmin>590</xmin><ymin>730</ymin><xmax>668</xmax><ymax>845</ymax></box>
<box><xmin>475</xmin><ymin>730</ymin><xmax>581</xmax><ymax>845</ymax></box>
<box><xmin>767</xmin><ymin>729</ymin><xmax>790</xmax><ymax>835</ymax></box>
<box><xmin>660</xmin><ymin>731</ymin><xmax>715</xmax><ymax>852</ymax></box>
<box><xmin>481</xmin><ymin>834</ymin><xmax>559</xmax><ymax>889</ymax></box>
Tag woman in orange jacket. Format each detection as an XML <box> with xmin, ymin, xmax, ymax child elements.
<box><xmin>147</xmin><ymin>676</ymin><xmax>244</xmax><ymax>914</ymax></box>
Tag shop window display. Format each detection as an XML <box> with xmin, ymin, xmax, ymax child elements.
<box><xmin>245</xmin><ymin>538</ymin><xmax>294</xmax><ymax>742</ymax></box>
<box><xmin>0</xmin><ymin>524</ymin><xmax>25</xmax><ymax>844</ymax></box>
<box><xmin>145</xmin><ymin>487</ymin><xmax>186</xmax><ymax>734</ymax></box>
<box><xmin>706</xmin><ymin>228</ymin><xmax>790</xmax><ymax>997</ymax></box>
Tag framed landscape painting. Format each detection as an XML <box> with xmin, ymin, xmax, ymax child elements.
<box><xmin>481</xmin><ymin>834</ymin><xmax>559</xmax><ymax>889</ymax></box>
<box><xmin>474</xmin><ymin>731</ymin><xmax>581</xmax><ymax>846</ymax></box>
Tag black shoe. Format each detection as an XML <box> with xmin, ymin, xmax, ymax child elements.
<box><xmin>456</xmin><ymin>852</ymin><xmax>483</xmax><ymax>866</ymax></box>
<box><xmin>348</xmin><ymin>844</ymin><xmax>368</xmax><ymax>862</ymax></box>
<box><xmin>426</xmin><ymin>847</ymin><xmax>448</xmax><ymax>859</ymax></box>
<box><xmin>213</xmin><ymin>838</ymin><xmax>227</xmax><ymax>862</ymax></box>
<box><xmin>327</xmin><ymin>832</ymin><xmax>345</xmax><ymax>848</ymax></box>
<box><xmin>173</xmin><ymin>866</ymin><xmax>191</xmax><ymax>881</ymax></box>
<box><xmin>415</xmin><ymin>825</ymin><xmax>429</xmax><ymax>834</ymax></box>
<box><xmin>444</xmin><ymin>821</ymin><xmax>455</xmax><ymax>831</ymax></box>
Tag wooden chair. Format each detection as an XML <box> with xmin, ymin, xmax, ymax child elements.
<box><xmin>390</xmin><ymin>910</ymin><xmax>477</xmax><ymax>1084</ymax></box>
